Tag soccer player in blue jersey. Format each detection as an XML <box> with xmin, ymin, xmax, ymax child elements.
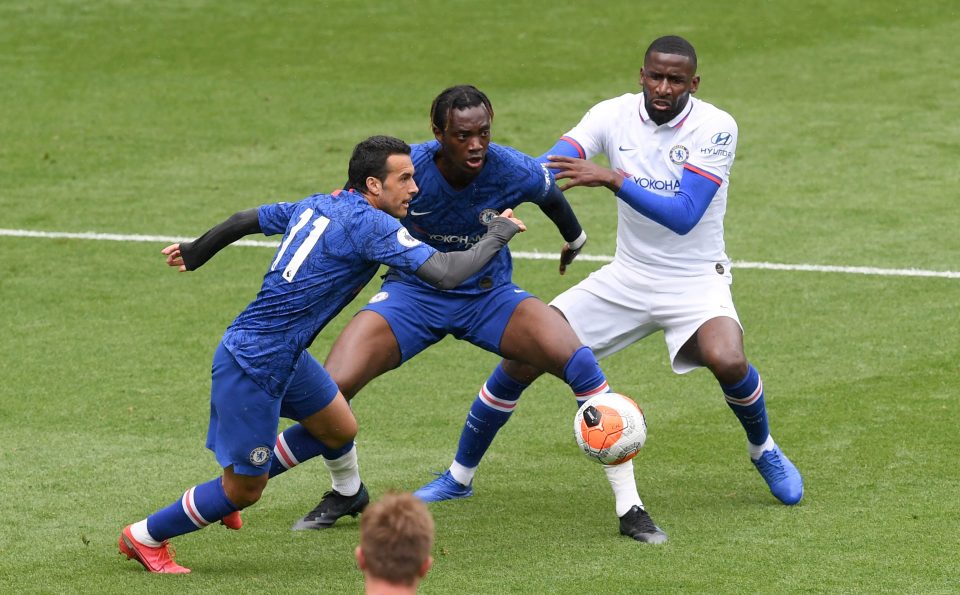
<box><xmin>177</xmin><ymin>86</ymin><xmax>643</xmax><ymax>540</ymax></box>
<box><xmin>118</xmin><ymin>135</ymin><xmax>526</xmax><ymax>574</ymax></box>
<box><xmin>429</xmin><ymin>36</ymin><xmax>804</xmax><ymax>542</ymax></box>
<box><xmin>291</xmin><ymin>86</ymin><xmax>651</xmax><ymax>537</ymax></box>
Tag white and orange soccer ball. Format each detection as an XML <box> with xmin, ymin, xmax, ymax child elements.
<box><xmin>573</xmin><ymin>393</ymin><xmax>647</xmax><ymax>465</ymax></box>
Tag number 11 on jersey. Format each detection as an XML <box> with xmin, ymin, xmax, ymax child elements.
<box><xmin>271</xmin><ymin>208</ymin><xmax>331</xmax><ymax>282</ymax></box>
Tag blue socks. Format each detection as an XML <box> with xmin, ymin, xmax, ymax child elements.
<box><xmin>721</xmin><ymin>364</ymin><xmax>770</xmax><ymax>446</ymax></box>
<box><xmin>453</xmin><ymin>364</ymin><xmax>527</xmax><ymax>469</ymax></box>
<box><xmin>452</xmin><ymin>348</ymin><xmax>610</xmax><ymax>474</ymax></box>
<box><xmin>146</xmin><ymin>477</ymin><xmax>238</xmax><ymax>542</ymax></box>
<box><xmin>563</xmin><ymin>346</ymin><xmax>611</xmax><ymax>407</ymax></box>
<box><xmin>269</xmin><ymin>424</ymin><xmax>354</xmax><ymax>478</ymax></box>
<box><xmin>143</xmin><ymin>427</ymin><xmax>351</xmax><ymax>543</ymax></box>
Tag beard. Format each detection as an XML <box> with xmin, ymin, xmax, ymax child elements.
<box><xmin>645</xmin><ymin>92</ymin><xmax>690</xmax><ymax>125</ymax></box>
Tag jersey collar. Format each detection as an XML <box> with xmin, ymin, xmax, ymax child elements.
<box><xmin>638</xmin><ymin>94</ymin><xmax>694</xmax><ymax>128</ymax></box>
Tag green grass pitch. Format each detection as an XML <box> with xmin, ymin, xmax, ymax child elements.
<box><xmin>1</xmin><ymin>1</ymin><xmax>958</xmax><ymax>593</ymax></box>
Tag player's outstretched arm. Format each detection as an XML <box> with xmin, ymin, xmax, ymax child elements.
<box><xmin>415</xmin><ymin>210</ymin><xmax>525</xmax><ymax>290</ymax></box>
<box><xmin>549</xmin><ymin>156</ymin><xmax>722</xmax><ymax>235</ymax></box>
<box><xmin>162</xmin><ymin>208</ymin><xmax>262</xmax><ymax>272</ymax></box>
<box><xmin>612</xmin><ymin>167</ymin><xmax>720</xmax><ymax>234</ymax></box>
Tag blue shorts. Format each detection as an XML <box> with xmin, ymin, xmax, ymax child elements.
<box><xmin>206</xmin><ymin>342</ymin><xmax>339</xmax><ymax>476</ymax></box>
<box><xmin>361</xmin><ymin>280</ymin><xmax>534</xmax><ymax>363</ymax></box>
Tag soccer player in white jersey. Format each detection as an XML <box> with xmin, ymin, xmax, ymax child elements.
<box><xmin>424</xmin><ymin>35</ymin><xmax>803</xmax><ymax>543</ymax></box>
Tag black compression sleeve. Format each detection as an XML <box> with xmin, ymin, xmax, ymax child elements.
<box><xmin>414</xmin><ymin>217</ymin><xmax>520</xmax><ymax>289</ymax></box>
<box><xmin>179</xmin><ymin>208</ymin><xmax>262</xmax><ymax>270</ymax></box>
<box><xmin>538</xmin><ymin>182</ymin><xmax>583</xmax><ymax>243</ymax></box>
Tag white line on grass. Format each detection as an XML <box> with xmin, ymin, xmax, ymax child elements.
<box><xmin>2</xmin><ymin>228</ymin><xmax>958</xmax><ymax>279</ymax></box>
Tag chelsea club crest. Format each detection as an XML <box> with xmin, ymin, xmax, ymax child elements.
<box><xmin>249</xmin><ymin>446</ymin><xmax>271</xmax><ymax>466</ymax></box>
<box><xmin>479</xmin><ymin>209</ymin><xmax>499</xmax><ymax>226</ymax></box>
<box><xmin>669</xmin><ymin>145</ymin><xmax>689</xmax><ymax>165</ymax></box>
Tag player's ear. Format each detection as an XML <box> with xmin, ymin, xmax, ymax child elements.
<box><xmin>690</xmin><ymin>75</ymin><xmax>701</xmax><ymax>94</ymax></box>
<box><xmin>638</xmin><ymin>68</ymin><xmax>646</xmax><ymax>87</ymax></box>
<box><xmin>419</xmin><ymin>555</ymin><xmax>433</xmax><ymax>578</ymax></box>
<box><xmin>432</xmin><ymin>124</ymin><xmax>443</xmax><ymax>142</ymax></box>
<box><xmin>355</xmin><ymin>546</ymin><xmax>366</xmax><ymax>570</ymax></box>
<box><xmin>365</xmin><ymin>176</ymin><xmax>382</xmax><ymax>197</ymax></box>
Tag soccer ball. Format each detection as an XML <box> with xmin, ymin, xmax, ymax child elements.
<box><xmin>573</xmin><ymin>393</ymin><xmax>647</xmax><ymax>465</ymax></box>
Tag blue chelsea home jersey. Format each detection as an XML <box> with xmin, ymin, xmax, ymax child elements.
<box><xmin>222</xmin><ymin>190</ymin><xmax>435</xmax><ymax>397</ymax></box>
<box><xmin>386</xmin><ymin>140</ymin><xmax>554</xmax><ymax>294</ymax></box>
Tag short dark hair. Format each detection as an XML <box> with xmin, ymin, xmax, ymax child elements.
<box><xmin>347</xmin><ymin>135</ymin><xmax>411</xmax><ymax>193</ymax></box>
<box><xmin>429</xmin><ymin>85</ymin><xmax>494</xmax><ymax>133</ymax></box>
<box><xmin>645</xmin><ymin>35</ymin><xmax>698</xmax><ymax>70</ymax></box>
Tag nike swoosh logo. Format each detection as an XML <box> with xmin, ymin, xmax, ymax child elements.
<box><xmin>618</xmin><ymin>145</ymin><xmax>641</xmax><ymax>152</ymax></box>
<box><xmin>409</xmin><ymin>210</ymin><xmax>433</xmax><ymax>217</ymax></box>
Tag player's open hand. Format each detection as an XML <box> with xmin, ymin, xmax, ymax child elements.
<box><xmin>498</xmin><ymin>208</ymin><xmax>527</xmax><ymax>232</ymax></box>
<box><xmin>162</xmin><ymin>243</ymin><xmax>188</xmax><ymax>272</ymax></box>
<box><xmin>547</xmin><ymin>155</ymin><xmax>625</xmax><ymax>193</ymax></box>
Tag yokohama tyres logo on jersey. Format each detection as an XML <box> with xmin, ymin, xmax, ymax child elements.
<box><xmin>628</xmin><ymin>176</ymin><xmax>681</xmax><ymax>192</ymax></box>
<box><xmin>428</xmin><ymin>232</ymin><xmax>484</xmax><ymax>247</ymax></box>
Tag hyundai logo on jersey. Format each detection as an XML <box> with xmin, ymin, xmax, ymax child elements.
<box><xmin>711</xmin><ymin>132</ymin><xmax>733</xmax><ymax>146</ymax></box>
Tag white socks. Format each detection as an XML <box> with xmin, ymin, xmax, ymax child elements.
<box><xmin>600</xmin><ymin>435</ymin><xmax>776</xmax><ymax>519</ymax></box>
<box><xmin>604</xmin><ymin>460</ymin><xmax>644</xmax><ymax>517</ymax></box>
<box><xmin>749</xmin><ymin>434</ymin><xmax>776</xmax><ymax>460</ymax></box>
<box><xmin>449</xmin><ymin>461</ymin><xmax>476</xmax><ymax>486</ymax></box>
<box><xmin>130</xmin><ymin>519</ymin><xmax>160</xmax><ymax>547</ymax></box>
<box><xmin>324</xmin><ymin>443</ymin><xmax>362</xmax><ymax>496</ymax></box>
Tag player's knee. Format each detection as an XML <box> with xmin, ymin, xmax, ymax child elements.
<box><xmin>325</xmin><ymin>416</ymin><xmax>358</xmax><ymax>448</ymax></box>
<box><xmin>223</xmin><ymin>474</ymin><xmax>268</xmax><ymax>509</ymax></box>
<box><xmin>552</xmin><ymin>330</ymin><xmax>589</xmax><ymax>373</ymax></box>
<box><xmin>300</xmin><ymin>394</ymin><xmax>359</xmax><ymax>447</ymax></box>
<box><xmin>705</xmin><ymin>350</ymin><xmax>748</xmax><ymax>384</ymax></box>
<box><xmin>501</xmin><ymin>358</ymin><xmax>544</xmax><ymax>384</ymax></box>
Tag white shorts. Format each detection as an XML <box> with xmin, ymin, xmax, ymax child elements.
<box><xmin>550</xmin><ymin>260</ymin><xmax>742</xmax><ymax>374</ymax></box>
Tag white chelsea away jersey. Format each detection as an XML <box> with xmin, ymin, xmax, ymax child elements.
<box><xmin>564</xmin><ymin>94</ymin><xmax>738</xmax><ymax>275</ymax></box>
